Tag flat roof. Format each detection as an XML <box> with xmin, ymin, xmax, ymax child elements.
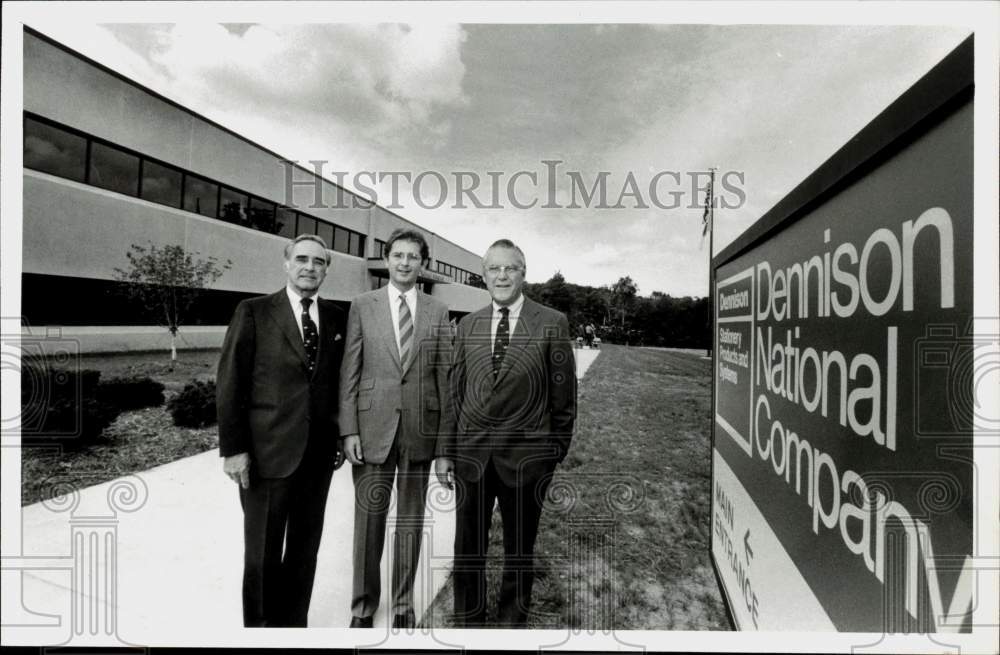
<box><xmin>24</xmin><ymin>24</ymin><xmax>482</xmax><ymax>262</ymax></box>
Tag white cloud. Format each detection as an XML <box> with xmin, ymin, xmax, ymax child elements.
<box><xmin>23</xmin><ymin>21</ymin><xmax>972</xmax><ymax>299</ymax></box>
<box><xmin>40</xmin><ymin>22</ymin><xmax>469</xmax><ymax>151</ymax></box>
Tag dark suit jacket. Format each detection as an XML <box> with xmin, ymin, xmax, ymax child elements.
<box><xmin>441</xmin><ymin>296</ymin><xmax>576</xmax><ymax>487</ymax></box>
<box><xmin>217</xmin><ymin>290</ymin><xmax>345</xmax><ymax>479</ymax></box>
<box><xmin>338</xmin><ymin>287</ymin><xmax>453</xmax><ymax>464</ymax></box>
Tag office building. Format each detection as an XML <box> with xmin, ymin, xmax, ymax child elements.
<box><xmin>21</xmin><ymin>27</ymin><xmax>489</xmax><ymax>353</ymax></box>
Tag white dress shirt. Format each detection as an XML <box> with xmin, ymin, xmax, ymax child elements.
<box><xmin>286</xmin><ymin>285</ymin><xmax>320</xmax><ymax>339</ymax></box>
<box><xmin>491</xmin><ymin>293</ymin><xmax>524</xmax><ymax>354</ymax></box>
<box><xmin>387</xmin><ymin>283</ymin><xmax>418</xmax><ymax>353</ymax></box>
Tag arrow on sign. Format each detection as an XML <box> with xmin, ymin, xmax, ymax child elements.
<box><xmin>744</xmin><ymin>529</ymin><xmax>754</xmax><ymax>563</ymax></box>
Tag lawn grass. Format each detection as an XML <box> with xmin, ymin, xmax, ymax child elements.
<box><xmin>421</xmin><ymin>343</ymin><xmax>730</xmax><ymax>630</ymax></box>
<box><xmin>20</xmin><ymin>349</ymin><xmax>221</xmax><ymax>505</ymax></box>
<box><xmin>21</xmin><ymin>344</ymin><xmax>730</xmax><ymax>629</ymax></box>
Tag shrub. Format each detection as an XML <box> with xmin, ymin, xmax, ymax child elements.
<box><xmin>20</xmin><ymin>365</ymin><xmax>121</xmax><ymax>450</ymax></box>
<box><xmin>168</xmin><ymin>379</ymin><xmax>217</xmax><ymax>428</ymax></box>
<box><xmin>98</xmin><ymin>376</ymin><xmax>166</xmax><ymax>411</ymax></box>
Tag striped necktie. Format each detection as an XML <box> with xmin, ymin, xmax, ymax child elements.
<box><xmin>398</xmin><ymin>294</ymin><xmax>413</xmax><ymax>369</ymax></box>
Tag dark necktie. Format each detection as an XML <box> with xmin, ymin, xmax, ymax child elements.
<box><xmin>301</xmin><ymin>297</ymin><xmax>318</xmax><ymax>373</ymax></box>
<box><xmin>492</xmin><ymin>306</ymin><xmax>510</xmax><ymax>376</ymax></box>
<box><xmin>398</xmin><ymin>295</ymin><xmax>413</xmax><ymax>370</ymax></box>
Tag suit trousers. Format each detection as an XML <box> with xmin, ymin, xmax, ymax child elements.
<box><xmin>452</xmin><ymin>456</ymin><xmax>554</xmax><ymax>628</ymax></box>
<box><xmin>351</xmin><ymin>437</ymin><xmax>431</xmax><ymax>618</ymax></box>
<box><xmin>239</xmin><ymin>438</ymin><xmax>335</xmax><ymax>628</ymax></box>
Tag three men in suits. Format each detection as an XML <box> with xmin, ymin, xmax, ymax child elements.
<box><xmin>436</xmin><ymin>239</ymin><xmax>577</xmax><ymax>628</ymax></box>
<box><xmin>339</xmin><ymin>228</ymin><xmax>454</xmax><ymax>629</ymax></box>
<box><xmin>217</xmin><ymin>234</ymin><xmax>346</xmax><ymax>628</ymax></box>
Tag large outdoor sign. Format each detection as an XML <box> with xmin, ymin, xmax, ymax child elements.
<box><xmin>710</xmin><ymin>37</ymin><xmax>975</xmax><ymax>632</ymax></box>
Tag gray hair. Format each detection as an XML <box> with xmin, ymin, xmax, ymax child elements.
<box><xmin>484</xmin><ymin>238</ymin><xmax>526</xmax><ymax>268</ymax></box>
<box><xmin>284</xmin><ymin>234</ymin><xmax>331</xmax><ymax>264</ymax></box>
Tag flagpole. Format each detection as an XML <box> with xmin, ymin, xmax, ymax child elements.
<box><xmin>707</xmin><ymin>167</ymin><xmax>715</xmax><ymax>359</ymax></box>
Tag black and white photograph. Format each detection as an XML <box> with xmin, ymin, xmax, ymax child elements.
<box><xmin>1</xmin><ymin>2</ymin><xmax>998</xmax><ymax>653</ymax></box>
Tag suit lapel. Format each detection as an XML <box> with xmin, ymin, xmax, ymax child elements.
<box><xmin>267</xmin><ymin>291</ymin><xmax>309</xmax><ymax>372</ymax></box>
<box><xmin>467</xmin><ymin>306</ymin><xmax>493</xmax><ymax>380</ymax></box>
<box><xmin>376</xmin><ymin>287</ymin><xmax>402</xmax><ymax>371</ymax></box>
<box><xmin>493</xmin><ymin>297</ymin><xmax>534</xmax><ymax>387</ymax></box>
<box><xmin>315</xmin><ymin>300</ymin><xmax>337</xmax><ymax>380</ymax></box>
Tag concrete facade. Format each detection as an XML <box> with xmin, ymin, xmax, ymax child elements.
<box><xmin>21</xmin><ymin>28</ymin><xmax>489</xmax><ymax>352</ymax></box>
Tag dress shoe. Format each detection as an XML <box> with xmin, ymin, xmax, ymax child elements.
<box><xmin>349</xmin><ymin>615</ymin><xmax>373</xmax><ymax>628</ymax></box>
<box><xmin>391</xmin><ymin>609</ymin><xmax>416</xmax><ymax>629</ymax></box>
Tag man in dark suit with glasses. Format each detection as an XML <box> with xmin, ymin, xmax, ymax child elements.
<box><xmin>436</xmin><ymin>238</ymin><xmax>577</xmax><ymax>628</ymax></box>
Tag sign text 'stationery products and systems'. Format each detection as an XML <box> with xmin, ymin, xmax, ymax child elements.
<box><xmin>710</xmin><ymin>36</ymin><xmax>976</xmax><ymax>632</ymax></box>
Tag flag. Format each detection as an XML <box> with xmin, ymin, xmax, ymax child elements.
<box><xmin>701</xmin><ymin>194</ymin><xmax>712</xmax><ymax>236</ymax></box>
<box><xmin>700</xmin><ymin>180</ymin><xmax>713</xmax><ymax>249</ymax></box>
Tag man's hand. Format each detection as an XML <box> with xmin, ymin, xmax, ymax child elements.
<box><xmin>333</xmin><ymin>446</ymin><xmax>346</xmax><ymax>471</ymax></box>
<box><xmin>343</xmin><ymin>434</ymin><xmax>364</xmax><ymax>465</ymax></box>
<box><xmin>434</xmin><ymin>457</ymin><xmax>455</xmax><ymax>490</ymax></box>
<box><xmin>224</xmin><ymin>453</ymin><xmax>250</xmax><ymax>489</ymax></box>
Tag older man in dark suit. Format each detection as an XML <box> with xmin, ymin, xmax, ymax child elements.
<box><xmin>217</xmin><ymin>234</ymin><xmax>346</xmax><ymax>628</ymax></box>
<box><xmin>339</xmin><ymin>228</ymin><xmax>453</xmax><ymax>630</ymax></box>
<box><xmin>436</xmin><ymin>238</ymin><xmax>577</xmax><ymax>628</ymax></box>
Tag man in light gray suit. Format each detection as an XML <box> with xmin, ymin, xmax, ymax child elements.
<box><xmin>339</xmin><ymin>228</ymin><xmax>453</xmax><ymax>630</ymax></box>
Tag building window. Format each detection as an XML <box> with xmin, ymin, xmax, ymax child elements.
<box><xmin>374</xmin><ymin>239</ymin><xmax>387</xmax><ymax>258</ymax></box>
<box><xmin>247</xmin><ymin>196</ymin><xmax>278</xmax><ymax>233</ymax></box>
<box><xmin>219</xmin><ymin>187</ymin><xmax>249</xmax><ymax>225</ymax></box>
<box><xmin>183</xmin><ymin>174</ymin><xmax>219</xmax><ymax>218</ymax></box>
<box><xmin>276</xmin><ymin>207</ymin><xmax>297</xmax><ymax>239</ymax></box>
<box><xmin>317</xmin><ymin>221</ymin><xmax>334</xmax><ymax>249</ymax></box>
<box><xmin>140</xmin><ymin>160</ymin><xmax>183</xmax><ymax>208</ymax></box>
<box><xmin>331</xmin><ymin>226</ymin><xmax>349</xmax><ymax>254</ymax></box>
<box><xmin>22</xmin><ymin>113</ymin><xmax>374</xmax><ymax>261</ymax></box>
<box><xmin>23</xmin><ymin>117</ymin><xmax>86</xmax><ymax>182</ymax></box>
<box><xmin>297</xmin><ymin>214</ymin><xmax>317</xmax><ymax>236</ymax></box>
<box><xmin>89</xmin><ymin>142</ymin><xmax>139</xmax><ymax>196</ymax></box>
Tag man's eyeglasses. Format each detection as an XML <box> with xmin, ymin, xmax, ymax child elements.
<box><xmin>485</xmin><ymin>265</ymin><xmax>524</xmax><ymax>276</ymax></box>
<box><xmin>389</xmin><ymin>252</ymin><xmax>422</xmax><ymax>263</ymax></box>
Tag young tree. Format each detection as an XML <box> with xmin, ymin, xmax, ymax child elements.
<box><xmin>114</xmin><ymin>243</ymin><xmax>232</xmax><ymax>364</ymax></box>
<box><xmin>611</xmin><ymin>275</ymin><xmax>638</xmax><ymax>326</ymax></box>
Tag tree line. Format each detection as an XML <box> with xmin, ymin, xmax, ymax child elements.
<box><xmin>522</xmin><ymin>272</ymin><xmax>710</xmax><ymax>348</ymax></box>
<box><xmin>112</xmin><ymin>242</ymin><xmax>709</xmax><ymax>356</ymax></box>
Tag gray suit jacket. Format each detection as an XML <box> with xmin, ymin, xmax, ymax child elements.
<box><xmin>338</xmin><ymin>286</ymin><xmax>453</xmax><ymax>464</ymax></box>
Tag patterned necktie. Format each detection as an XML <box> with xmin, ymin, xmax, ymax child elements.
<box><xmin>301</xmin><ymin>297</ymin><xmax>318</xmax><ymax>373</ymax></box>
<box><xmin>493</xmin><ymin>306</ymin><xmax>510</xmax><ymax>376</ymax></box>
<box><xmin>398</xmin><ymin>295</ymin><xmax>413</xmax><ymax>370</ymax></box>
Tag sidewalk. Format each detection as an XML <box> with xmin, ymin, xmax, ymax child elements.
<box><xmin>574</xmin><ymin>347</ymin><xmax>600</xmax><ymax>378</ymax></box>
<box><xmin>5</xmin><ymin>348</ymin><xmax>601</xmax><ymax>646</ymax></box>
<box><xmin>9</xmin><ymin>450</ymin><xmax>454</xmax><ymax>645</ymax></box>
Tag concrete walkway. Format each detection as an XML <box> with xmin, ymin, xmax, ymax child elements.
<box><xmin>10</xmin><ymin>448</ymin><xmax>457</xmax><ymax>645</ymax></box>
<box><xmin>574</xmin><ymin>347</ymin><xmax>600</xmax><ymax>379</ymax></box>
<box><xmin>5</xmin><ymin>347</ymin><xmax>601</xmax><ymax>646</ymax></box>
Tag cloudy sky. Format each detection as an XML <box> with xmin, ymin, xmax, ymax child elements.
<box><xmin>27</xmin><ymin>18</ymin><xmax>970</xmax><ymax>297</ymax></box>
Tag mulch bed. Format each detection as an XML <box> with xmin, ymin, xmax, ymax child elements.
<box><xmin>20</xmin><ymin>350</ymin><xmax>220</xmax><ymax>506</ymax></box>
